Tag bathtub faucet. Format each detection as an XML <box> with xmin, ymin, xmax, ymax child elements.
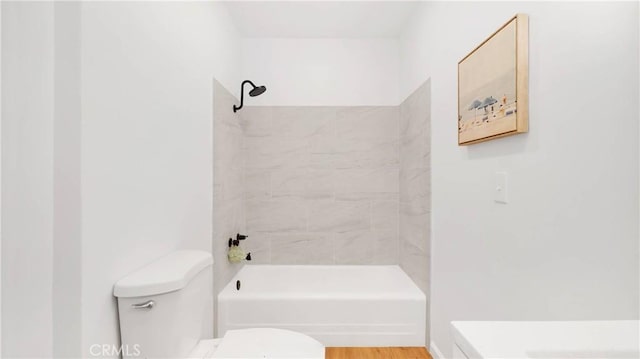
<box><xmin>228</xmin><ymin>233</ymin><xmax>248</xmax><ymax>247</ymax></box>
<box><xmin>227</xmin><ymin>233</ymin><xmax>252</xmax><ymax>262</ymax></box>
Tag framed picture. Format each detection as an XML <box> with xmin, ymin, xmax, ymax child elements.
<box><xmin>458</xmin><ymin>14</ymin><xmax>529</xmax><ymax>145</ymax></box>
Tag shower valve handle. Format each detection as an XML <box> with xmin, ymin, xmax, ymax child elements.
<box><xmin>236</xmin><ymin>233</ymin><xmax>248</xmax><ymax>241</ymax></box>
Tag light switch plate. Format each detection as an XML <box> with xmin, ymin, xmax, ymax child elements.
<box><xmin>495</xmin><ymin>172</ymin><xmax>508</xmax><ymax>204</ymax></box>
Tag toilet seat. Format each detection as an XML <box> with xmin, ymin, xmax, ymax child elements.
<box><xmin>189</xmin><ymin>328</ymin><xmax>325</xmax><ymax>359</ymax></box>
<box><xmin>187</xmin><ymin>339</ymin><xmax>222</xmax><ymax>359</ymax></box>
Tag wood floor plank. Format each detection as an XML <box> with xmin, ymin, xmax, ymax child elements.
<box><xmin>325</xmin><ymin>347</ymin><xmax>432</xmax><ymax>359</ymax></box>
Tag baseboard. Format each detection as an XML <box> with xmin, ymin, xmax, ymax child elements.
<box><xmin>429</xmin><ymin>340</ymin><xmax>445</xmax><ymax>359</ymax></box>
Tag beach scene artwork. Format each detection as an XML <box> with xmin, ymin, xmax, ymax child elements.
<box><xmin>458</xmin><ymin>16</ymin><xmax>523</xmax><ymax>145</ymax></box>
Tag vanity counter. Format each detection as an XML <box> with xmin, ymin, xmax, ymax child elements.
<box><xmin>451</xmin><ymin>320</ymin><xmax>639</xmax><ymax>358</ymax></box>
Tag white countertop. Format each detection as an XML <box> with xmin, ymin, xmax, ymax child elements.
<box><xmin>451</xmin><ymin>320</ymin><xmax>639</xmax><ymax>359</ymax></box>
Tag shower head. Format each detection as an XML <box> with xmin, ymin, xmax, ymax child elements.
<box><xmin>249</xmin><ymin>85</ymin><xmax>266</xmax><ymax>97</ymax></box>
<box><xmin>233</xmin><ymin>80</ymin><xmax>267</xmax><ymax>112</ymax></box>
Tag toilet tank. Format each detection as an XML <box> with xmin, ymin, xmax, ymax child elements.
<box><xmin>114</xmin><ymin>250</ymin><xmax>213</xmax><ymax>359</ymax></box>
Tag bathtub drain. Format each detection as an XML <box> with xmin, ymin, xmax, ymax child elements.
<box><xmin>236</xmin><ymin>280</ymin><xmax>241</xmax><ymax>291</ymax></box>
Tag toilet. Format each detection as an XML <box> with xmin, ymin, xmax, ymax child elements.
<box><xmin>113</xmin><ymin>250</ymin><xmax>325</xmax><ymax>359</ymax></box>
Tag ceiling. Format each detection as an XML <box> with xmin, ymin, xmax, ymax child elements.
<box><xmin>224</xmin><ymin>1</ymin><xmax>421</xmax><ymax>38</ymax></box>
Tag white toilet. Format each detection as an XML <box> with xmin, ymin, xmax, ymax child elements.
<box><xmin>113</xmin><ymin>250</ymin><xmax>325</xmax><ymax>359</ymax></box>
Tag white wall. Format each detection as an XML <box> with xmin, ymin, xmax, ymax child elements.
<box><xmin>1</xmin><ymin>2</ymin><xmax>55</xmax><ymax>357</ymax></box>
<box><xmin>400</xmin><ymin>2</ymin><xmax>639</xmax><ymax>357</ymax></box>
<box><xmin>79</xmin><ymin>2</ymin><xmax>240</xmax><ymax>355</ymax></box>
<box><xmin>241</xmin><ymin>38</ymin><xmax>399</xmax><ymax>106</ymax></box>
<box><xmin>1</xmin><ymin>2</ymin><xmax>3</xmax><ymax>355</ymax></box>
<box><xmin>53</xmin><ymin>2</ymin><xmax>82</xmax><ymax>357</ymax></box>
<box><xmin>1</xmin><ymin>2</ymin><xmax>240</xmax><ymax>355</ymax></box>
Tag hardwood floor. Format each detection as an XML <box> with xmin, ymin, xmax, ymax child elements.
<box><xmin>325</xmin><ymin>347</ymin><xmax>433</xmax><ymax>359</ymax></box>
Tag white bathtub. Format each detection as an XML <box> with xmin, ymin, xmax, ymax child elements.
<box><xmin>217</xmin><ymin>265</ymin><xmax>426</xmax><ymax>347</ymax></box>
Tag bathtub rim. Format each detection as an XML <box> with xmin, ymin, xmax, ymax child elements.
<box><xmin>218</xmin><ymin>264</ymin><xmax>426</xmax><ymax>301</ymax></box>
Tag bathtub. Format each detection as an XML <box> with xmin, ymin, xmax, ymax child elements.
<box><xmin>217</xmin><ymin>265</ymin><xmax>426</xmax><ymax>347</ymax></box>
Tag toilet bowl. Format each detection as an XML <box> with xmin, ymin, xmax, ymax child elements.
<box><xmin>113</xmin><ymin>250</ymin><xmax>324</xmax><ymax>359</ymax></box>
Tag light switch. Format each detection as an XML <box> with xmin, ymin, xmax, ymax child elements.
<box><xmin>495</xmin><ymin>172</ymin><xmax>508</xmax><ymax>204</ymax></box>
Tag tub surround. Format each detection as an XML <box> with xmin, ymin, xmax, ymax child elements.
<box><xmin>240</xmin><ymin>106</ymin><xmax>400</xmax><ymax>265</ymax></box>
<box><xmin>216</xmin><ymin>82</ymin><xmax>432</xmax><ymax>345</ymax></box>
<box><xmin>239</xmin><ymin>88</ymin><xmax>430</xmax><ymax>273</ymax></box>
<box><xmin>213</xmin><ymin>80</ymin><xmax>246</xmax><ymax>335</ymax></box>
<box><xmin>399</xmin><ymin>81</ymin><xmax>431</xmax><ymax>344</ymax></box>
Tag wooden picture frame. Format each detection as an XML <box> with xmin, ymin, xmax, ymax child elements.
<box><xmin>458</xmin><ymin>14</ymin><xmax>528</xmax><ymax>145</ymax></box>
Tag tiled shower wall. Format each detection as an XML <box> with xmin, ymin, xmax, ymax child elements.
<box><xmin>239</xmin><ymin>106</ymin><xmax>400</xmax><ymax>265</ymax></box>
<box><xmin>399</xmin><ymin>81</ymin><xmax>431</xmax><ymax>296</ymax></box>
<box><xmin>214</xmin><ymin>78</ymin><xmax>430</xmax><ymax>337</ymax></box>
<box><xmin>214</xmin><ymin>79</ymin><xmax>429</xmax><ymax>288</ymax></box>
<box><xmin>212</xmin><ymin>80</ymin><xmax>245</xmax><ymax>308</ymax></box>
<box><xmin>399</xmin><ymin>80</ymin><xmax>431</xmax><ymax>343</ymax></box>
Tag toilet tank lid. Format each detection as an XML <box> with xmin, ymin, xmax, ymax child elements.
<box><xmin>113</xmin><ymin>250</ymin><xmax>213</xmax><ymax>298</ymax></box>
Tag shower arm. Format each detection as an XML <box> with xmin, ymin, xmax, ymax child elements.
<box><xmin>233</xmin><ymin>80</ymin><xmax>258</xmax><ymax>113</ymax></box>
